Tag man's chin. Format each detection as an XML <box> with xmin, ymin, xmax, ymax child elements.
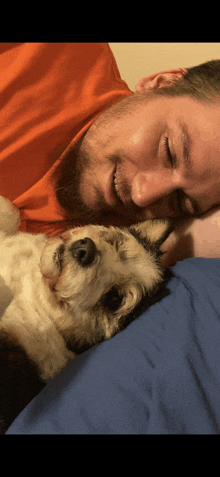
<box><xmin>64</xmin><ymin>203</ymin><xmax>142</xmax><ymax>228</ymax></box>
<box><xmin>77</xmin><ymin>209</ymin><xmax>144</xmax><ymax>227</ymax></box>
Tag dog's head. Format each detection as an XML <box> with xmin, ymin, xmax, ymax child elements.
<box><xmin>39</xmin><ymin>219</ymin><xmax>173</xmax><ymax>353</ymax></box>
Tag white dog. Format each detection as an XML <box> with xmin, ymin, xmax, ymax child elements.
<box><xmin>0</xmin><ymin>195</ymin><xmax>172</xmax><ymax>432</ymax></box>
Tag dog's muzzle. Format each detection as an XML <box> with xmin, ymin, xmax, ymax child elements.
<box><xmin>69</xmin><ymin>238</ymin><xmax>97</xmax><ymax>267</ymax></box>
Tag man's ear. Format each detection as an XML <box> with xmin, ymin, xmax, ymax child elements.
<box><xmin>135</xmin><ymin>68</ymin><xmax>188</xmax><ymax>93</ymax></box>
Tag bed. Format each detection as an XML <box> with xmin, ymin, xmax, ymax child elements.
<box><xmin>6</xmin><ymin>257</ymin><xmax>220</xmax><ymax>434</ymax></box>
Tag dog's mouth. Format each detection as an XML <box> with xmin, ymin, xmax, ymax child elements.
<box><xmin>53</xmin><ymin>243</ymin><xmax>65</xmax><ymax>271</ymax></box>
<box><xmin>39</xmin><ymin>236</ymin><xmax>65</xmax><ymax>281</ymax></box>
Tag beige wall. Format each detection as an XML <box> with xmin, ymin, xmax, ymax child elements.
<box><xmin>109</xmin><ymin>43</ymin><xmax>220</xmax><ymax>92</ymax></box>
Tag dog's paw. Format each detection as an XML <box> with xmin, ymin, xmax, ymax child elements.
<box><xmin>0</xmin><ymin>196</ymin><xmax>20</xmax><ymax>235</ymax></box>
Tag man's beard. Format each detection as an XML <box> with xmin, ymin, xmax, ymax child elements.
<box><xmin>54</xmin><ymin>135</ymin><xmax>120</xmax><ymax>227</ymax></box>
<box><xmin>54</xmin><ymin>134</ymin><xmax>145</xmax><ymax>228</ymax></box>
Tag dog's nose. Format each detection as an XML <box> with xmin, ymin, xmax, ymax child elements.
<box><xmin>69</xmin><ymin>238</ymin><xmax>97</xmax><ymax>267</ymax></box>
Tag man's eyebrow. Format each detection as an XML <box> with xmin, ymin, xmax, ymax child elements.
<box><xmin>179</xmin><ymin>121</ymin><xmax>192</xmax><ymax>179</ymax></box>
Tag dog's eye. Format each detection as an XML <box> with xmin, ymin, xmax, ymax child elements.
<box><xmin>103</xmin><ymin>233</ymin><xmax>124</xmax><ymax>252</ymax></box>
<box><xmin>102</xmin><ymin>286</ymin><xmax>123</xmax><ymax>312</ymax></box>
<box><xmin>104</xmin><ymin>237</ymin><xmax>117</xmax><ymax>247</ymax></box>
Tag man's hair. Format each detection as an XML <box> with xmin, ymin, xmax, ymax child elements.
<box><xmin>103</xmin><ymin>60</ymin><xmax>220</xmax><ymax>121</ymax></box>
<box><xmin>154</xmin><ymin>59</ymin><xmax>220</xmax><ymax>102</ymax></box>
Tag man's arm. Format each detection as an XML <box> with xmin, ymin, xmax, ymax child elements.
<box><xmin>161</xmin><ymin>207</ymin><xmax>220</xmax><ymax>267</ymax></box>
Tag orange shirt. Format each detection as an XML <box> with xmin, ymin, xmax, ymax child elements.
<box><xmin>0</xmin><ymin>43</ymin><xmax>132</xmax><ymax>236</ymax></box>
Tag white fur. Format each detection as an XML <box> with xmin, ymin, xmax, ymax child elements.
<box><xmin>0</xmin><ymin>196</ymin><xmax>170</xmax><ymax>381</ymax></box>
<box><xmin>0</xmin><ymin>197</ymin><xmax>75</xmax><ymax>380</ymax></box>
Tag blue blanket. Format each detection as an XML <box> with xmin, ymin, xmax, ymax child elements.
<box><xmin>7</xmin><ymin>258</ymin><xmax>220</xmax><ymax>434</ymax></box>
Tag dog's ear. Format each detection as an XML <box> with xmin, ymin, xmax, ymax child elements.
<box><xmin>129</xmin><ymin>219</ymin><xmax>174</xmax><ymax>248</ymax></box>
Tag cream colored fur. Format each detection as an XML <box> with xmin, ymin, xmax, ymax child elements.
<box><xmin>0</xmin><ymin>196</ymin><xmax>171</xmax><ymax>382</ymax></box>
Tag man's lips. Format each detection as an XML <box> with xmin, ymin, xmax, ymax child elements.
<box><xmin>105</xmin><ymin>167</ymin><xmax>124</xmax><ymax>208</ymax></box>
<box><xmin>113</xmin><ymin>171</ymin><xmax>123</xmax><ymax>204</ymax></box>
<box><xmin>101</xmin><ymin>171</ymin><xmax>144</xmax><ymax>225</ymax></box>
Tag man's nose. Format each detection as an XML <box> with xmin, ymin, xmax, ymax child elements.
<box><xmin>131</xmin><ymin>171</ymin><xmax>175</xmax><ymax>208</ymax></box>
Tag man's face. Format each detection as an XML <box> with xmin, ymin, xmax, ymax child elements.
<box><xmin>57</xmin><ymin>93</ymin><xmax>220</xmax><ymax>227</ymax></box>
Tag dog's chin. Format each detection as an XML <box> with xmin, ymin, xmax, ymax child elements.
<box><xmin>39</xmin><ymin>237</ymin><xmax>64</xmax><ymax>286</ymax></box>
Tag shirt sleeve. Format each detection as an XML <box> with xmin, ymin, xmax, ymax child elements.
<box><xmin>0</xmin><ymin>43</ymin><xmax>132</xmax><ymax>235</ymax></box>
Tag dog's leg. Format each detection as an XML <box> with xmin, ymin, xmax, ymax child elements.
<box><xmin>0</xmin><ymin>316</ymin><xmax>75</xmax><ymax>382</ymax></box>
<box><xmin>0</xmin><ymin>329</ymin><xmax>45</xmax><ymax>434</ymax></box>
<box><xmin>0</xmin><ymin>196</ymin><xmax>21</xmax><ymax>236</ymax></box>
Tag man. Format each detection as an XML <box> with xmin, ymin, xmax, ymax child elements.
<box><xmin>1</xmin><ymin>43</ymin><xmax>220</xmax><ymax>266</ymax></box>
<box><xmin>5</xmin><ymin>44</ymin><xmax>220</xmax><ymax>435</ymax></box>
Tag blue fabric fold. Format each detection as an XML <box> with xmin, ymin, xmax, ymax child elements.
<box><xmin>7</xmin><ymin>258</ymin><xmax>220</xmax><ymax>434</ymax></box>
